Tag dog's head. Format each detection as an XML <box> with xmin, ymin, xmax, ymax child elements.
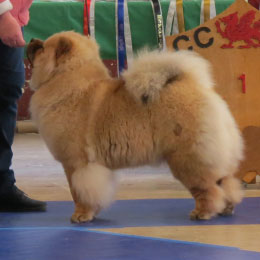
<box><xmin>27</xmin><ymin>31</ymin><xmax>100</xmax><ymax>90</ymax></box>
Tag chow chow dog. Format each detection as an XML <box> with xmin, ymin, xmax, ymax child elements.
<box><xmin>27</xmin><ymin>31</ymin><xmax>244</xmax><ymax>223</ymax></box>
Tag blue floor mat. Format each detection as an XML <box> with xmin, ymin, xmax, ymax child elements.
<box><xmin>0</xmin><ymin>228</ymin><xmax>259</xmax><ymax>260</ymax></box>
<box><xmin>0</xmin><ymin>198</ymin><xmax>259</xmax><ymax>228</ymax></box>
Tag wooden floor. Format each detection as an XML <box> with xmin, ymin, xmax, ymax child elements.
<box><xmin>10</xmin><ymin>134</ymin><xmax>260</xmax><ymax>255</ymax></box>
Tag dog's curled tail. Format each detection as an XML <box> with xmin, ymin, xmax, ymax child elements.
<box><xmin>122</xmin><ymin>50</ymin><xmax>215</xmax><ymax>104</ymax></box>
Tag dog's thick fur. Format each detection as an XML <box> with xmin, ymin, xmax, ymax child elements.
<box><xmin>27</xmin><ymin>31</ymin><xmax>244</xmax><ymax>223</ymax></box>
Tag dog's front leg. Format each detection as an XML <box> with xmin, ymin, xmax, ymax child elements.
<box><xmin>65</xmin><ymin>163</ymin><xmax>116</xmax><ymax>223</ymax></box>
<box><xmin>64</xmin><ymin>166</ymin><xmax>96</xmax><ymax>223</ymax></box>
<box><xmin>71</xmin><ymin>202</ymin><xmax>97</xmax><ymax>223</ymax></box>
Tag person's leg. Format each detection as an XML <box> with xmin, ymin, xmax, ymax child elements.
<box><xmin>0</xmin><ymin>39</ymin><xmax>46</xmax><ymax>211</ymax></box>
<box><xmin>0</xmin><ymin>41</ymin><xmax>22</xmax><ymax>188</ymax></box>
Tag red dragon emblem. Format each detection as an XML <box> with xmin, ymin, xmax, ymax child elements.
<box><xmin>215</xmin><ymin>10</ymin><xmax>260</xmax><ymax>48</ymax></box>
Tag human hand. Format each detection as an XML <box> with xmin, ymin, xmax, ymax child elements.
<box><xmin>0</xmin><ymin>11</ymin><xmax>25</xmax><ymax>47</ymax></box>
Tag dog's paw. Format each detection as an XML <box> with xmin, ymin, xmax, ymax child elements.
<box><xmin>219</xmin><ymin>203</ymin><xmax>234</xmax><ymax>216</ymax></box>
<box><xmin>70</xmin><ymin>211</ymin><xmax>95</xmax><ymax>223</ymax></box>
<box><xmin>189</xmin><ymin>209</ymin><xmax>212</xmax><ymax>220</ymax></box>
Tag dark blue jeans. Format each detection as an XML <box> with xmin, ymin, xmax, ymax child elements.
<box><xmin>0</xmin><ymin>39</ymin><xmax>25</xmax><ymax>190</ymax></box>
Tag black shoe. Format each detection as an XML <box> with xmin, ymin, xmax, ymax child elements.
<box><xmin>0</xmin><ymin>185</ymin><xmax>46</xmax><ymax>212</ymax></box>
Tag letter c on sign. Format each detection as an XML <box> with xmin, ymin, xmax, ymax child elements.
<box><xmin>172</xmin><ymin>35</ymin><xmax>193</xmax><ymax>51</ymax></box>
<box><xmin>194</xmin><ymin>27</ymin><xmax>214</xmax><ymax>48</ymax></box>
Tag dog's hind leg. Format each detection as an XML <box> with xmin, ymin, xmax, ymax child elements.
<box><xmin>188</xmin><ymin>184</ymin><xmax>226</xmax><ymax>220</ymax></box>
<box><xmin>217</xmin><ymin>176</ymin><xmax>243</xmax><ymax>216</ymax></box>
<box><xmin>65</xmin><ymin>163</ymin><xmax>116</xmax><ymax>223</ymax></box>
<box><xmin>167</xmin><ymin>154</ymin><xmax>226</xmax><ymax>220</ymax></box>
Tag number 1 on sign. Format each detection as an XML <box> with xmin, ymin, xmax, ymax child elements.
<box><xmin>239</xmin><ymin>74</ymin><xmax>246</xmax><ymax>94</ymax></box>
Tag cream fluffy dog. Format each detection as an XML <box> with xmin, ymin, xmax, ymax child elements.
<box><xmin>27</xmin><ymin>31</ymin><xmax>244</xmax><ymax>223</ymax></box>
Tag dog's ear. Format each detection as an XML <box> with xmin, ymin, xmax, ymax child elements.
<box><xmin>27</xmin><ymin>39</ymin><xmax>44</xmax><ymax>67</ymax></box>
<box><xmin>56</xmin><ymin>37</ymin><xmax>72</xmax><ymax>61</ymax></box>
